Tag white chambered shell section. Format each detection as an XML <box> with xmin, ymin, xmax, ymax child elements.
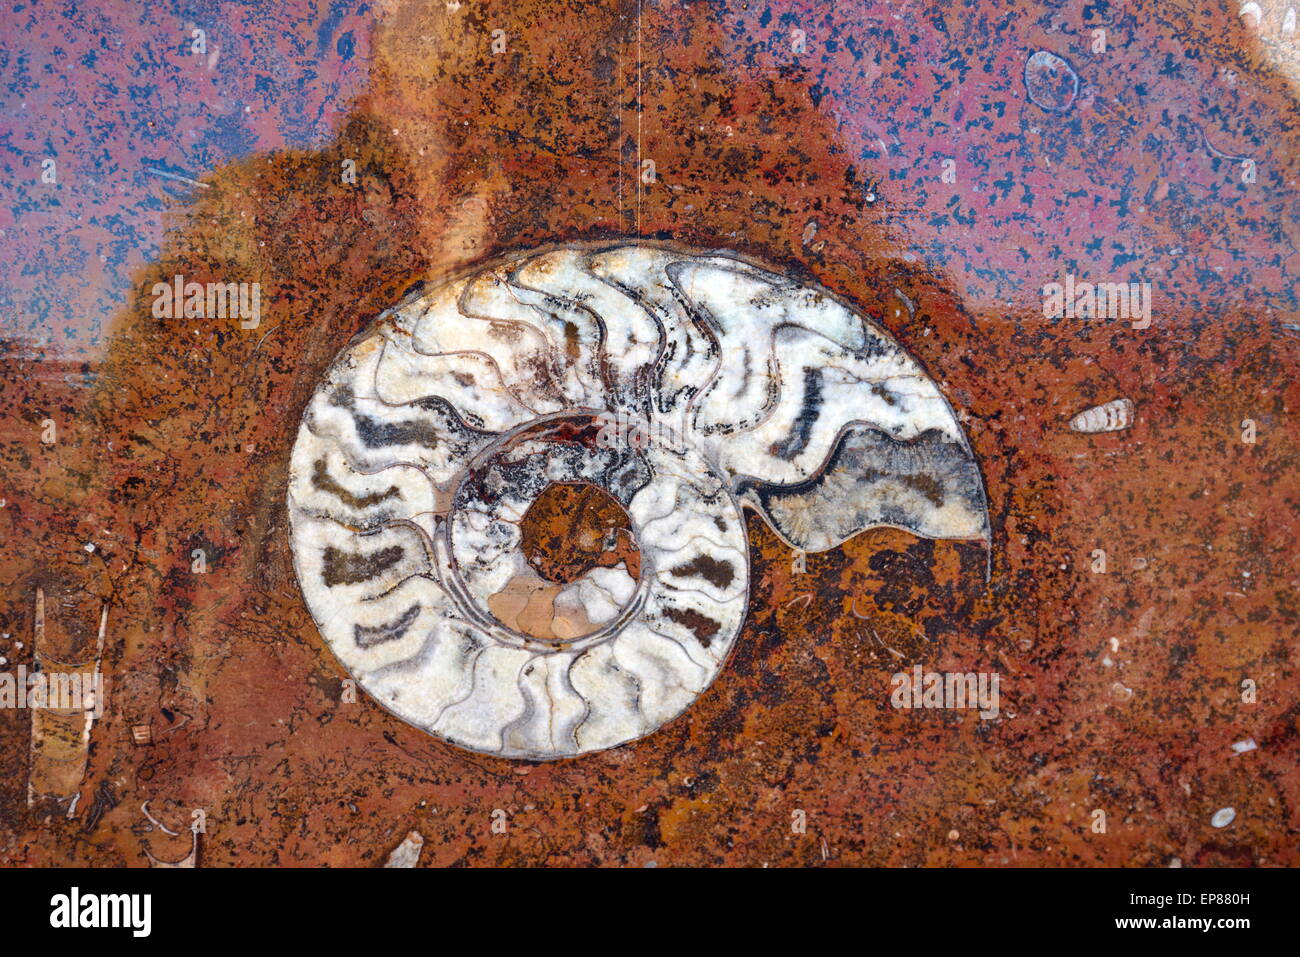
<box><xmin>1069</xmin><ymin>397</ymin><xmax>1135</xmax><ymax>433</ymax></box>
<box><xmin>288</xmin><ymin>242</ymin><xmax>988</xmax><ymax>759</ymax></box>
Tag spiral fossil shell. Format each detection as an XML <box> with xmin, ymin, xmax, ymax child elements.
<box><xmin>288</xmin><ymin>241</ymin><xmax>989</xmax><ymax>759</ymax></box>
<box><xmin>1069</xmin><ymin>398</ymin><xmax>1135</xmax><ymax>433</ymax></box>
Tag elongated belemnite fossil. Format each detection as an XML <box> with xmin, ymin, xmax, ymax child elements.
<box><xmin>1069</xmin><ymin>398</ymin><xmax>1135</xmax><ymax>433</ymax></box>
<box><xmin>287</xmin><ymin>241</ymin><xmax>990</xmax><ymax>759</ymax></box>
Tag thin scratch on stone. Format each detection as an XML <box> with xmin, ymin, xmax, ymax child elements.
<box><xmin>143</xmin><ymin>166</ymin><xmax>211</xmax><ymax>190</ymax></box>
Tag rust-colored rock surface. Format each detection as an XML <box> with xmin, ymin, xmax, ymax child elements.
<box><xmin>520</xmin><ymin>481</ymin><xmax>641</xmax><ymax>586</ymax></box>
<box><xmin>0</xmin><ymin>0</ymin><xmax>1296</xmax><ymax>866</ymax></box>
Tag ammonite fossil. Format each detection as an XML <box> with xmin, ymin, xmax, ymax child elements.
<box><xmin>288</xmin><ymin>241</ymin><xmax>989</xmax><ymax>759</ymax></box>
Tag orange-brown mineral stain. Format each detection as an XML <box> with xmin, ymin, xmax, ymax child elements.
<box><xmin>519</xmin><ymin>481</ymin><xmax>641</xmax><ymax>585</ymax></box>
<box><xmin>485</xmin><ymin>481</ymin><xmax>641</xmax><ymax>643</ymax></box>
<box><xmin>0</xmin><ymin>0</ymin><xmax>1295</xmax><ymax>868</ymax></box>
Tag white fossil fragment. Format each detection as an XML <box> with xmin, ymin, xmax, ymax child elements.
<box><xmin>1210</xmin><ymin>807</ymin><xmax>1236</xmax><ymax>828</ymax></box>
<box><xmin>27</xmin><ymin>589</ymin><xmax>106</xmax><ymax>807</ymax></box>
<box><xmin>145</xmin><ymin>832</ymin><xmax>198</xmax><ymax>868</ymax></box>
<box><xmin>1024</xmin><ymin>50</ymin><xmax>1079</xmax><ymax>112</ymax></box>
<box><xmin>1069</xmin><ymin>398</ymin><xmax>1135</xmax><ymax>433</ymax></box>
<box><xmin>287</xmin><ymin>241</ymin><xmax>989</xmax><ymax>759</ymax></box>
<box><xmin>384</xmin><ymin>830</ymin><xmax>424</xmax><ymax>868</ymax></box>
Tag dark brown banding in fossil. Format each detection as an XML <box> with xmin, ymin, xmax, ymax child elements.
<box><xmin>770</xmin><ymin>366</ymin><xmax>824</xmax><ymax>460</ymax></box>
<box><xmin>562</xmin><ymin>320</ymin><xmax>581</xmax><ymax>361</ymax></box>
<box><xmin>669</xmin><ymin>554</ymin><xmax>735</xmax><ymax>590</ymax></box>
<box><xmin>487</xmin><ymin>319</ymin><xmax>521</xmax><ymax>343</ymax></box>
<box><xmin>737</xmin><ymin>425</ymin><xmax>988</xmax><ymax>550</ymax></box>
<box><xmin>322</xmin><ymin>544</ymin><xmax>406</xmax><ymax>587</ymax></box>
<box><xmin>353</xmin><ymin>411</ymin><xmax>440</xmax><ymax>449</ymax></box>
<box><xmin>871</xmin><ymin>382</ymin><xmax>899</xmax><ymax>406</ymax></box>
<box><xmin>312</xmin><ymin>458</ymin><xmax>399</xmax><ymax>509</ymax></box>
<box><xmin>662</xmin><ymin>607</ymin><xmax>721</xmax><ymax>648</ymax></box>
<box><xmin>354</xmin><ymin>603</ymin><xmax>421</xmax><ymax>649</ymax></box>
<box><xmin>897</xmin><ymin>471</ymin><xmax>945</xmax><ymax>508</ymax></box>
<box><xmin>327</xmin><ymin>383</ymin><xmax>490</xmax><ymax>447</ymax></box>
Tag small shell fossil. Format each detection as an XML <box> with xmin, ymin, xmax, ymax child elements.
<box><xmin>288</xmin><ymin>241</ymin><xmax>989</xmax><ymax>759</ymax></box>
<box><xmin>1024</xmin><ymin>50</ymin><xmax>1079</xmax><ymax>113</ymax></box>
<box><xmin>1069</xmin><ymin>398</ymin><xmax>1135</xmax><ymax>433</ymax></box>
<box><xmin>1210</xmin><ymin>807</ymin><xmax>1236</xmax><ymax>829</ymax></box>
